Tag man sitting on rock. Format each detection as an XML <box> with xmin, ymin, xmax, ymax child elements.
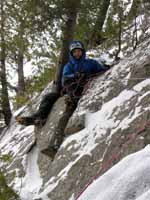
<box><xmin>62</xmin><ymin>40</ymin><xmax>109</xmax><ymax>106</ymax></box>
<box><xmin>16</xmin><ymin>40</ymin><xmax>109</xmax><ymax>126</ymax></box>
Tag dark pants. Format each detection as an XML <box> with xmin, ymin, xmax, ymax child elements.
<box><xmin>32</xmin><ymin>92</ymin><xmax>59</xmax><ymax>119</ymax></box>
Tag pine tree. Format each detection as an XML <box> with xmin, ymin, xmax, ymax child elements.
<box><xmin>0</xmin><ymin>0</ymin><xmax>12</xmax><ymax>125</ymax></box>
<box><xmin>88</xmin><ymin>0</ymin><xmax>111</xmax><ymax>48</ymax></box>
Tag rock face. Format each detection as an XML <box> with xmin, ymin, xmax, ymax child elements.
<box><xmin>0</xmin><ymin>39</ymin><xmax>150</xmax><ymax>200</ymax></box>
<box><xmin>78</xmin><ymin>145</ymin><xmax>150</xmax><ymax>200</ymax></box>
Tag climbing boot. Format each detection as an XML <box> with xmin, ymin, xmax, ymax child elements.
<box><xmin>15</xmin><ymin>116</ymin><xmax>46</xmax><ymax>126</ymax></box>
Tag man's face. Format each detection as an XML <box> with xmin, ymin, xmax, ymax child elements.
<box><xmin>72</xmin><ymin>49</ymin><xmax>83</xmax><ymax>60</ymax></box>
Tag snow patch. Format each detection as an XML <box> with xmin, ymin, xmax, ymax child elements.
<box><xmin>14</xmin><ymin>146</ymin><xmax>43</xmax><ymax>200</ymax></box>
<box><xmin>78</xmin><ymin>145</ymin><xmax>150</xmax><ymax>200</ymax></box>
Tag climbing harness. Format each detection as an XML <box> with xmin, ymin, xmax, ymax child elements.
<box><xmin>61</xmin><ymin>70</ymin><xmax>107</xmax><ymax>98</ymax></box>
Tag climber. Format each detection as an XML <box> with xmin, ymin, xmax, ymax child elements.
<box><xmin>62</xmin><ymin>40</ymin><xmax>110</xmax><ymax>107</ymax></box>
<box><xmin>15</xmin><ymin>40</ymin><xmax>110</xmax><ymax>126</ymax></box>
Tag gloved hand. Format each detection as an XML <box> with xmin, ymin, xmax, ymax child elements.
<box><xmin>74</xmin><ymin>72</ymin><xmax>86</xmax><ymax>79</ymax></box>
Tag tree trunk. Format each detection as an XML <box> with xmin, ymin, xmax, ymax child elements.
<box><xmin>55</xmin><ymin>0</ymin><xmax>81</xmax><ymax>93</ymax></box>
<box><xmin>0</xmin><ymin>0</ymin><xmax>12</xmax><ymax>125</ymax></box>
<box><xmin>88</xmin><ymin>0</ymin><xmax>110</xmax><ymax>48</ymax></box>
<box><xmin>17</xmin><ymin>51</ymin><xmax>25</xmax><ymax>96</ymax></box>
<box><xmin>17</xmin><ymin>20</ymin><xmax>26</xmax><ymax>96</ymax></box>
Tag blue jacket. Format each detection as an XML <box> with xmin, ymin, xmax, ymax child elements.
<box><xmin>62</xmin><ymin>49</ymin><xmax>108</xmax><ymax>86</ymax></box>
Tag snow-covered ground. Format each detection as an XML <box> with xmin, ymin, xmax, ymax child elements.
<box><xmin>78</xmin><ymin>145</ymin><xmax>150</xmax><ymax>200</ymax></box>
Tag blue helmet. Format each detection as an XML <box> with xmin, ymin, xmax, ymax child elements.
<box><xmin>69</xmin><ymin>41</ymin><xmax>85</xmax><ymax>53</ymax></box>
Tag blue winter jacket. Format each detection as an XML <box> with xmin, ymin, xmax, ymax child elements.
<box><xmin>62</xmin><ymin>49</ymin><xmax>108</xmax><ymax>86</ymax></box>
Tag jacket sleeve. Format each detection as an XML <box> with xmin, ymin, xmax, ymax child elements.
<box><xmin>91</xmin><ymin>59</ymin><xmax>109</xmax><ymax>74</ymax></box>
<box><xmin>62</xmin><ymin>64</ymin><xmax>75</xmax><ymax>86</ymax></box>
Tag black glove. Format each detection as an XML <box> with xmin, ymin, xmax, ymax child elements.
<box><xmin>74</xmin><ymin>72</ymin><xmax>86</xmax><ymax>79</ymax></box>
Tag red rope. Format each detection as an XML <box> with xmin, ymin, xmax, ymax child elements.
<box><xmin>75</xmin><ymin>121</ymin><xmax>150</xmax><ymax>200</ymax></box>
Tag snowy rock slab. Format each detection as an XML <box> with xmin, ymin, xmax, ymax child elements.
<box><xmin>78</xmin><ymin>145</ymin><xmax>150</xmax><ymax>200</ymax></box>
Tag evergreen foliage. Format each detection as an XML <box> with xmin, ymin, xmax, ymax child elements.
<box><xmin>0</xmin><ymin>155</ymin><xmax>19</xmax><ymax>200</ymax></box>
<box><xmin>0</xmin><ymin>171</ymin><xmax>19</xmax><ymax>200</ymax></box>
